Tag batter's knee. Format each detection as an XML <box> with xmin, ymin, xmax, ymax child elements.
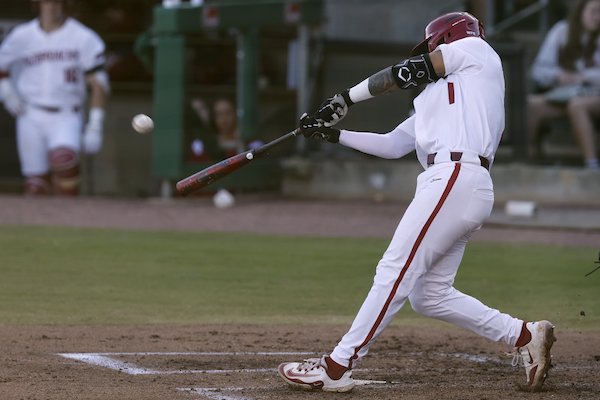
<box><xmin>408</xmin><ymin>288</ymin><xmax>448</xmax><ymax>317</ymax></box>
<box><xmin>50</xmin><ymin>147</ymin><xmax>80</xmax><ymax>196</ymax></box>
<box><xmin>408</xmin><ymin>291</ymin><xmax>430</xmax><ymax>316</ymax></box>
<box><xmin>24</xmin><ymin>174</ymin><xmax>51</xmax><ymax>196</ymax></box>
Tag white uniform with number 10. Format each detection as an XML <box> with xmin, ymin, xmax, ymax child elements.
<box><xmin>0</xmin><ymin>17</ymin><xmax>105</xmax><ymax>176</ymax></box>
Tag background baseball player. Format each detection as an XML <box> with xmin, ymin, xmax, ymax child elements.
<box><xmin>278</xmin><ymin>12</ymin><xmax>556</xmax><ymax>393</ymax></box>
<box><xmin>0</xmin><ymin>0</ymin><xmax>109</xmax><ymax>196</ymax></box>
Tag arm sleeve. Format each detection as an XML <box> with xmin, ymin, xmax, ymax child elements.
<box><xmin>530</xmin><ymin>21</ymin><xmax>568</xmax><ymax>88</ymax></box>
<box><xmin>339</xmin><ymin>115</ymin><xmax>416</xmax><ymax>159</ymax></box>
<box><xmin>82</xmin><ymin>31</ymin><xmax>106</xmax><ymax>73</ymax></box>
<box><xmin>0</xmin><ymin>28</ymin><xmax>21</xmax><ymax>72</ymax></box>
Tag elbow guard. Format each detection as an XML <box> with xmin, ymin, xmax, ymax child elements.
<box><xmin>391</xmin><ymin>53</ymin><xmax>438</xmax><ymax>89</ymax></box>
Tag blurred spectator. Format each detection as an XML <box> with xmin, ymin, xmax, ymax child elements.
<box><xmin>188</xmin><ymin>96</ymin><xmax>263</xmax><ymax>162</ymax></box>
<box><xmin>527</xmin><ymin>0</ymin><xmax>600</xmax><ymax>169</ymax></box>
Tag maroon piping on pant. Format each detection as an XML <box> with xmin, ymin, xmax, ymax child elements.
<box><xmin>348</xmin><ymin>163</ymin><xmax>462</xmax><ymax>368</ymax></box>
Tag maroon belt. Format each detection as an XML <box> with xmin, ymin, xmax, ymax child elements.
<box><xmin>427</xmin><ymin>152</ymin><xmax>490</xmax><ymax>170</ymax></box>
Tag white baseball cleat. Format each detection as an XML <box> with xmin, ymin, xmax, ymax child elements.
<box><xmin>512</xmin><ymin>320</ymin><xmax>556</xmax><ymax>391</ymax></box>
<box><xmin>278</xmin><ymin>356</ymin><xmax>355</xmax><ymax>392</ymax></box>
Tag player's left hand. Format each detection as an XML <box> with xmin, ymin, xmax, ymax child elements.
<box><xmin>83</xmin><ymin>123</ymin><xmax>103</xmax><ymax>154</ymax></box>
<box><xmin>314</xmin><ymin>90</ymin><xmax>352</xmax><ymax>127</ymax></box>
<box><xmin>0</xmin><ymin>79</ymin><xmax>25</xmax><ymax>116</ymax></box>
<box><xmin>299</xmin><ymin>113</ymin><xmax>340</xmax><ymax>143</ymax></box>
<box><xmin>82</xmin><ymin>108</ymin><xmax>105</xmax><ymax>154</ymax></box>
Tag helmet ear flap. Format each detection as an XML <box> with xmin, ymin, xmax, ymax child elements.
<box><xmin>429</xmin><ymin>36</ymin><xmax>445</xmax><ymax>52</ymax></box>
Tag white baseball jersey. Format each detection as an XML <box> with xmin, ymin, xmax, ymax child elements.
<box><xmin>414</xmin><ymin>37</ymin><xmax>505</xmax><ymax>164</ymax></box>
<box><xmin>329</xmin><ymin>37</ymin><xmax>524</xmax><ymax>370</ymax></box>
<box><xmin>0</xmin><ymin>17</ymin><xmax>105</xmax><ymax>176</ymax></box>
<box><xmin>0</xmin><ymin>17</ymin><xmax>105</xmax><ymax>108</ymax></box>
<box><xmin>340</xmin><ymin>37</ymin><xmax>505</xmax><ymax>169</ymax></box>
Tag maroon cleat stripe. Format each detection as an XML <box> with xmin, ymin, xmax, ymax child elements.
<box><xmin>528</xmin><ymin>365</ymin><xmax>538</xmax><ymax>385</ymax></box>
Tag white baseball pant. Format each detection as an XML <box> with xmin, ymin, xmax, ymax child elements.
<box><xmin>16</xmin><ymin>106</ymin><xmax>82</xmax><ymax>176</ymax></box>
<box><xmin>330</xmin><ymin>160</ymin><xmax>523</xmax><ymax>369</ymax></box>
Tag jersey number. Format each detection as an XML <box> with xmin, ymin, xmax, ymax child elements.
<box><xmin>64</xmin><ymin>68</ymin><xmax>79</xmax><ymax>84</ymax></box>
<box><xmin>447</xmin><ymin>82</ymin><xmax>455</xmax><ymax>104</ymax></box>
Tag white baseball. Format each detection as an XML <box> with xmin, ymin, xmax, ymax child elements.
<box><xmin>246</xmin><ymin>152</ymin><xmax>253</xmax><ymax>160</ymax></box>
<box><xmin>132</xmin><ymin>114</ymin><xmax>154</xmax><ymax>134</ymax></box>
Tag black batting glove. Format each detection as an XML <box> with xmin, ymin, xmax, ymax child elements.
<box><xmin>314</xmin><ymin>89</ymin><xmax>353</xmax><ymax>127</ymax></box>
<box><xmin>299</xmin><ymin>113</ymin><xmax>340</xmax><ymax>143</ymax></box>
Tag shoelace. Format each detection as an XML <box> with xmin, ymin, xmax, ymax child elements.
<box><xmin>511</xmin><ymin>347</ymin><xmax>534</xmax><ymax>367</ymax></box>
<box><xmin>297</xmin><ymin>358</ymin><xmax>323</xmax><ymax>372</ymax></box>
<box><xmin>511</xmin><ymin>350</ymin><xmax>522</xmax><ymax>367</ymax></box>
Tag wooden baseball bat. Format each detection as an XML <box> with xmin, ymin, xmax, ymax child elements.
<box><xmin>176</xmin><ymin>128</ymin><xmax>301</xmax><ymax>195</ymax></box>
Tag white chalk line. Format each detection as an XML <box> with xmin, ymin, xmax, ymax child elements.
<box><xmin>57</xmin><ymin>350</ymin><xmax>508</xmax><ymax>376</ymax></box>
<box><xmin>58</xmin><ymin>351</ymin><xmax>314</xmax><ymax>376</ymax></box>
<box><xmin>60</xmin><ymin>353</ymin><xmax>160</xmax><ymax>375</ymax></box>
<box><xmin>57</xmin><ymin>352</ymin><xmax>383</xmax><ymax>376</ymax></box>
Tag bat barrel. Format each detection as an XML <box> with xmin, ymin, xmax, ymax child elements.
<box><xmin>175</xmin><ymin>172</ymin><xmax>210</xmax><ymax>195</ymax></box>
<box><xmin>175</xmin><ymin>128</ymin><xmax>301</xmax><ymax>195</ymax></box>
<box><xmin>176</xmin><ymin>151</ymin><xmax>253</xmax><ymax>195</ymax></box>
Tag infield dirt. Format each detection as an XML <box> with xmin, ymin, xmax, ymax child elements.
<box><xmin>0</xmin><ymin>195</ymin><xmax>599</xmax><ymax>399</ymax></box>
<box><xmin>1</xmin><ymin>324</ymin><xmax>599</xmax><ymax>399</ymax></box>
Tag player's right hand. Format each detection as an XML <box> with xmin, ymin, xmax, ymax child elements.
<box><xmin>0</xmin><ymin>79</ymin><xmax>25</xmax><ymax>116</ymax></box>
<box><xmin>299</xmin><ymin>113</ymin><xmax>340</xmax><ymax>143</ymax></box>
<box><xmin>314</xmin><ymin>91</ymin><xmax>351</xmax><ymax>127</ymax></box>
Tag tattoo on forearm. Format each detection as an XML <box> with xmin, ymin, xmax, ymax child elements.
<box><xmin>368</xmin><ymin>67</ymin><xmax>399</xmax><ymax>96</ymax></box>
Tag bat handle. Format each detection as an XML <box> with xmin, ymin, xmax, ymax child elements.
<box><xmin>253</xmin><ymin>128</ymin><xmax>302</xmax><ymax>158</ymax></box>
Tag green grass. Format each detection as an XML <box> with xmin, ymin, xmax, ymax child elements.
<box><xmin>0</xmin><ymin>225</ymin><xmax>598</xmax><ymax>330</ymax></box>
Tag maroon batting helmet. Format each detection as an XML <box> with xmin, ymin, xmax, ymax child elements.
<box><xmin>412</xmin><ymin>12</ymin><xmax>485</xmax><ymax>56</ymax></box>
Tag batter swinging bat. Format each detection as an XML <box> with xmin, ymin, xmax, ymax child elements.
<box><xmin>176</xmin><ymin>128</ymin><xmax>301</xmax><ymax>195</ymax></box>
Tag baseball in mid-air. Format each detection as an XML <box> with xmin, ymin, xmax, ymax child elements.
<box><xmin>213</xmin><ymin>189</ymin><xmax>235</xmax><ymax>209</ymax></box>
<box><xmin>132</xmin><ymin>114</ymin><xmax>154</xmax><ymax>134</ymax></box>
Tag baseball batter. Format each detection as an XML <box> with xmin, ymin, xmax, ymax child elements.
<box><xmin>0</xmin><ymin>0</ymin><xmax>109</xmax><ymax>195</ymax></box>
<box><xmin>278</xmin><ymin>12</ymin><xmax>556</xmax><ymax>393</ymax></box>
